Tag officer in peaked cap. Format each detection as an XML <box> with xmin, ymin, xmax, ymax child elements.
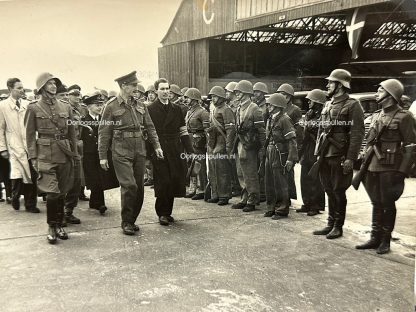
<box><xmin>81</xmin><ymin>93</ymin><xmax>119</xmax><ymax>216</ymax></box>
<box><xmin>98</xmin><ymin>71</ymin><xmax>163</xmax><ymax>235</ymax></box>
<box><xmin>56</xmin><ymin>84</ymin><xmax>69</xmax><ymax>102</ymax></box>
<box><xmin>25</xmin><ymin>72</ymin><xmax>79</xmax><ymax>244</ymax></box>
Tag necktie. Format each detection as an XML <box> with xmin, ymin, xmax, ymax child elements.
<box><xmin>16</xmin><ymin>99</ymin><xmax>20</xmax><ymax>109</ymax></box>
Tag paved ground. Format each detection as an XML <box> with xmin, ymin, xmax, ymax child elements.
<box><xmin>0</xmin><ymin>169</ymin><xmax>415</xmax><ymax>312</ymax></box>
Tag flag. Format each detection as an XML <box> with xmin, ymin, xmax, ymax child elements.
<box><xmin>346</xmin><ymin>8</ymin><xmax>367</xmax><ymax>59</ymax></box>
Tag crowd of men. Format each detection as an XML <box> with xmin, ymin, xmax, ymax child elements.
<box><xmin>0</xmin><ymin>69</ymin><xmax>415</xmax><ymax>255</ymax></box>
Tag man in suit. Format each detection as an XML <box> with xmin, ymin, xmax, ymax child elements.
<box><xmin>0</xmin><ymin>78</ymin><xmax>39</xmax><ymax>212</ymax></box>
<box><xmin>147</xmin><ymin>78</ymin><xmax>194</xmax><ymax>225</ymax></box>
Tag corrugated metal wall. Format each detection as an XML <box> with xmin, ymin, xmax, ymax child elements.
<box><xmin>158</xmin><ymin>40</ymin><xmax>210</xmax><ymax>95</ymax></box>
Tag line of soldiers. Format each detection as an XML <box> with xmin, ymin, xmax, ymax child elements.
<box><xmin>1</xmin><ymin>69</ymin><xmax>415</xmax><ymax>254</ymax></box>
<box><xmin>164</xmin><ymin>69</ymin><xmax>416</xmax><ymax>255</ymax></box>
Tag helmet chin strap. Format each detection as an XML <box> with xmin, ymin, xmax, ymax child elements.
<box><xmin>376</xmin><ymin>94</ymin><xmax>390</xmax><ymax>104</ymax></box>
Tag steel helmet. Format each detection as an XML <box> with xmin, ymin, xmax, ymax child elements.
<box><xmin>253</xmin><ymin>82</ymin><xmax>269</xmax><ymax>94</ymax></box>
<box><xmin>36</xmin><ymin>72</ymin><xmax>62</xmax><ymax>92</ymax></box>
<box><xmin>225</xmin><ymin>81</ymin><xmax>237</xmax><ymax>92</ymax></box>
<box><xmin>209</xmin><ymin>86</ymin><xmax>226</xmax><ymax>99</ymax></box>
<box><xmin>184</xmin><ymin>88</ymin><xmax>202</xmax><ymax>101</ymax></box>
<box><xmin>325</xmin><ymin>69</ymin><xmax>351</xmax><ymax>89</ymax></box>
<box><xmin>170</xmin><ymin>84</ymin><xmax>182</xmax><ymax>96</ymax></box>
<box><xmin>234</xmin><ymin>80</ymin><xmax>253</xmax><ymax>95</ymax></box>
<box><xmin>276</xmin><ymin>83</ymin><xmax>294</xmax><ymax>97</ymax></box>
<box><xmin>306</xmin><ymin>89</ymin><xmax>327</xmax><ymax>105</ymax></box>
<box><xmin>146</xmin><ymin>84</ymin><xmax>156</xmax><ymax>94</ymax></box>
<box><xmin>379</xmin><ymin>79</ymin><xmax>404</xmax><ymax>103</ymax></box>
<box><xmin>181</xmin><ymin>87</ymin><xmax>189</xmax><ymax>95</ymax></box>
<box><xmin>266</xmin><ymin>93</ymin><xmax>287</xmax><ymax>109</ymax></box>
<box><xmin>136</xmin><ymin>83</ymin><xmax>145</xmax><ymax>94</ymax></box>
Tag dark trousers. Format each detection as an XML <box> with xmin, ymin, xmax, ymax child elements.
<box><xmin>363</xmin><ymin>171</ymin><xmax>405</xmax><ymax>236</ymax></box>
<box><xmin>65</xmin><ymin>159</ymin><xmax>81</xmax><ymax>213</ymax></box>
<box><xmin>155</xmin><ymin>196</ymin><xmax>174</xmax><ymax>217</ymax></box>
<box><xmin>11</xmin><ymin>161</ymin><xmax>37</xmax><ymax>209</ymax></box>
<box><xmin>46</xmin><ymin>194</ymin><xmax>65</xmax><ymax>225</ymax></box>
<box><xmin>319</xmin><ymin>156</ymin><xmax>352</xmax><ymax>228</ymax></box>
<box><xmin>301</xmin><ymin>162</ymin><xmax>325</xmax><ymax>210</ymax></box>
<box><xmin>214</xmin><ymin>156</ymin><xmax>232</xmax><ymax>199</ymax></box>
<box><xmin>89</xmin><ymin>187</ymin><xmax>105</xmax><ymax>209</ymax></box>
<box><xmin>113</xmin><ymin>154</ymin><xmax>145</xmax><ymax>224</ymax></box>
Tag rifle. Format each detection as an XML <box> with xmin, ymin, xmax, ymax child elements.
<box><xmin>351</xmin><ymin>125</ymin><xmax>387</xmax><ymax>190</ymax></box>
<box><xmin>352</xmin><ymin>108</ymin><xmax>400</xmax><ymax>190</ymax></box>
<box><xmin>258</xmin><ymin>117</ymin><xmax>277</xmax><ymax>177</ymax></box>
<box><xmin>308</xmin><ymin>126</ymin><xmax>343</xmax><ymax>179</ymax></box>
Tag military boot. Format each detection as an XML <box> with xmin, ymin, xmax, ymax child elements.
<box><xmin>326</xmin><ymin>227</ymin><xmax>343</xmax><ymax>239</ymax></box>
<box><xmin>65</xmin><ymin>212</ymin><xmax>81</xmax><ymax>224</ymax></box>
<box><xmin>56</xmin><ymin>226</ymin><xmax>69</xmax><ymax>240</ymax></box>
<box><xmin>356</xmin><ymin>206</ymin><xmax>382</xmax><ymax>249</ymax></box>
<box><xmin>376</xmin><ymin>208</ymin><xmax>396</xmax><ymax>254</ymax></box>
<box><xmin>217</xmin><ymin>198</ymin><xmax>229</xmax><ymax>206</ymax></box>
<box><xmin>47</xmin><ymin>225</ymin><xmax>57</xmax><ymax>244</ymax></box>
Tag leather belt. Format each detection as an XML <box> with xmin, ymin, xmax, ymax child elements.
<box><xmin>113</xmin><ymin>130</ymin><xmax>141</xmax><ymax>138</ymax></box>
<box><xmin>38</xmin><ymin>134</ymin><xmax>68</xmax><ymax>140</ymax></box>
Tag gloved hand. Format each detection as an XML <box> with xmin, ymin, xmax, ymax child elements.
<box><xmin>342</xmin><ymin>159</ymin><xmax>354</xmax><ymax>174</ymax></box>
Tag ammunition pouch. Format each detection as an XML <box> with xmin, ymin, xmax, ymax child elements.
<box><xmin>379</xmin><ymin>141</ymin><xmax>399</xmax><ymax>165</ymax></box>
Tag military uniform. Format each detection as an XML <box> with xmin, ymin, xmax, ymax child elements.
<box><xmin>285</xmin><ymin>102</ymin><xmax>303</xmax><ymax>200</ymax></box>
<box><xmin>25</xmin><ymin>96</ymin><xmax>78</xmax><ymax>226</ymax></box>
<box><xmin>207</xmin><ymin>102</ymin><xmax>236</xmax><ymax>202</ymax></box>
<box><xmin>318</xmin><ymin>94</ymin><xmax>364</xmax><ymax>231</ymax></box>
<box><xmin>234</xmin><ymin>99</ymin><xmax>266</xmax><ymax>209</ymax></box>
<box><xmin>299</xmin><ymin>109</ymin><xmax>325</xmax><ymax>213</ymax></box>
<box><xmin>265</xmin><ymin>112</ymin><xmax>298</xmax><ymax>216</ymax></box>
<box><xmin>63</xmin><ymin>102</ymin><xmax>84</xmax><ymax>222</ymax></box>
<box><xmin>255</xmin><ymin>97</ymin><xmax>268</xmax><ymax>202</ymax></box>
<box><xmin>98</xmin><ymin>95</ymin><xmax>160</xmax><ymax>227</ymax></box>
<box><xmin>361</xmin><ymin>104</ymin><xmax>416</xmax><ymax>251</ymax></box>
<box><xmin>227</xmin><ymin>98</ymin><xmax>241</xmax><ymax>195</ymax></box>
<box><xmin>185</xmin><ymin>104</ymin><xmax>209</xmax><ymax>197</ymax></box>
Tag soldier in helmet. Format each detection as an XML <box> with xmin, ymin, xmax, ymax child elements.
<box><xmin>276</xmin><ymin>83</ymin><xmax>302</xmax><ymax>204</ymax></box>
<box><xmin>231</xmin><ymin>80</ymin><xmax>266</xmax><ymax>212</ymax></box>
<box><xmin>206</xmin><ymin>86</ymin><xmax>236</xmax><ymax>205</ymax></box>
<box><xmin>169</xmin><ymin>84</ymin><xmax>187</xmax><ymax>118</ymax></box>
<box><xmin>25</xmin><ymin>72</ymin><xmax>79</xmax><ymax>244</ymax></box>
<box><xmin>355</xmin><ymin>79</ymin><xmax>416</xmax><ymax>254</ymax></box>
<box><xmin>145</xmin><ymin>84</ymin><xmax>157</xmax><ymax>105</ymax></box>
<box><xmin>313</xmin><ymin>69</ymin><xmax>365</xmax><ymax>239</ymax></box>
<box><xmin>263</xmin><ymin>94</ymin><xmax>298</xmax><ymax>218</ymax></box>
<box><xmin>98</xmin><ymin>71</ymin><xmax>163</xmax><ymax>235</ymax></box>
<box><xmin>297</xmin><ymin>89</ymin><xmax>326</xmax><ymax>216</ymax></box>
<box><xmin>183</xmin><ymin>88</ymin><xmax>210</xmax><ymax>200</ymax></box>
<box><xmin>225</xmin><ymin>82</ymin><xmax>238</xmax><ymax>114</ymax></box>
<box><xmin>132</xmin><ymin>83</ymin><xmax>147</xmax><ymax>103</ymax></box>
<box><xmin>253</xmin><ymin>82</ymin><xmax>269</xmax><ymax>203</ymax></box>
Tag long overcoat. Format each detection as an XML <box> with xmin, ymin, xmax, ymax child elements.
<box><xmin>147</xmin><ymin>99</ymin><xmax>187</xmax><ymax>198</ymax></box>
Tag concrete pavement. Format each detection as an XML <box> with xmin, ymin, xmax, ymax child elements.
<box><xmin>0</xmin><ymin>170</ymin><xmax>414</xmax><ymax>311</ymax></box>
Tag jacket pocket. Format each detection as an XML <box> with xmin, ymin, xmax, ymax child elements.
<box><xmin>35</xmin><ymin>113</ymin><xmax>52</xmax><ymax>129</ymax></box>
<box><xmin>37</xmin><ymin>138</ymin><xmax>52</xmax><ymax>161</ymax></box>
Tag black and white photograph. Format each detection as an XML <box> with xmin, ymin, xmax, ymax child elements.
<box><xmin>0</xmin><ymin>0</ymin><xmax>415</xmax><ymax>311</ymax></box>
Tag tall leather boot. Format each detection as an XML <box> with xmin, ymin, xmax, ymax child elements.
<box><xmin>377</xmin><ymin>207</ymin><xmax>396</xmax><ymax>254</ymax></box>
<box><xmin>313</xmin><ymin>192</ymin><xmax>335</xmax><ymax>235</ymax></box>
<box><xmin>356</xmin><ymin>204</ymin><xmax>383</xmax><ymax>249</ymax></box>
<box><xmin>326</xmin><ymin>191</ymin><xmax>346</xmax><ymax>239</ymax></box>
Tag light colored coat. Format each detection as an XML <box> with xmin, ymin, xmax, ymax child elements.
<box><xmin>0</xmin><ymin>97</ymin><xmax>32</xmax><ymax>183</ymax></box>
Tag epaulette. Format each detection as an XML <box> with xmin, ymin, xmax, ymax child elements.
<box><xmin>58</xmin><ymin>99</ymin><xmax>70</xmax><ymax>105</ymax></box>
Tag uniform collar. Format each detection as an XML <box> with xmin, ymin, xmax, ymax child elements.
<box><xmin>239</xmin><ymin>98</ymin><xmax>251</xmax><ymax>110</ymax></box>
<box><xmin>257</xmin><ymin>98</ymin><xmax>266</xmax><ymax>107</ymax></box>
<box><xmin>332</xmin><ymin>93</ymin><xmax>349</xmax><ymax>104</ymax></box>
